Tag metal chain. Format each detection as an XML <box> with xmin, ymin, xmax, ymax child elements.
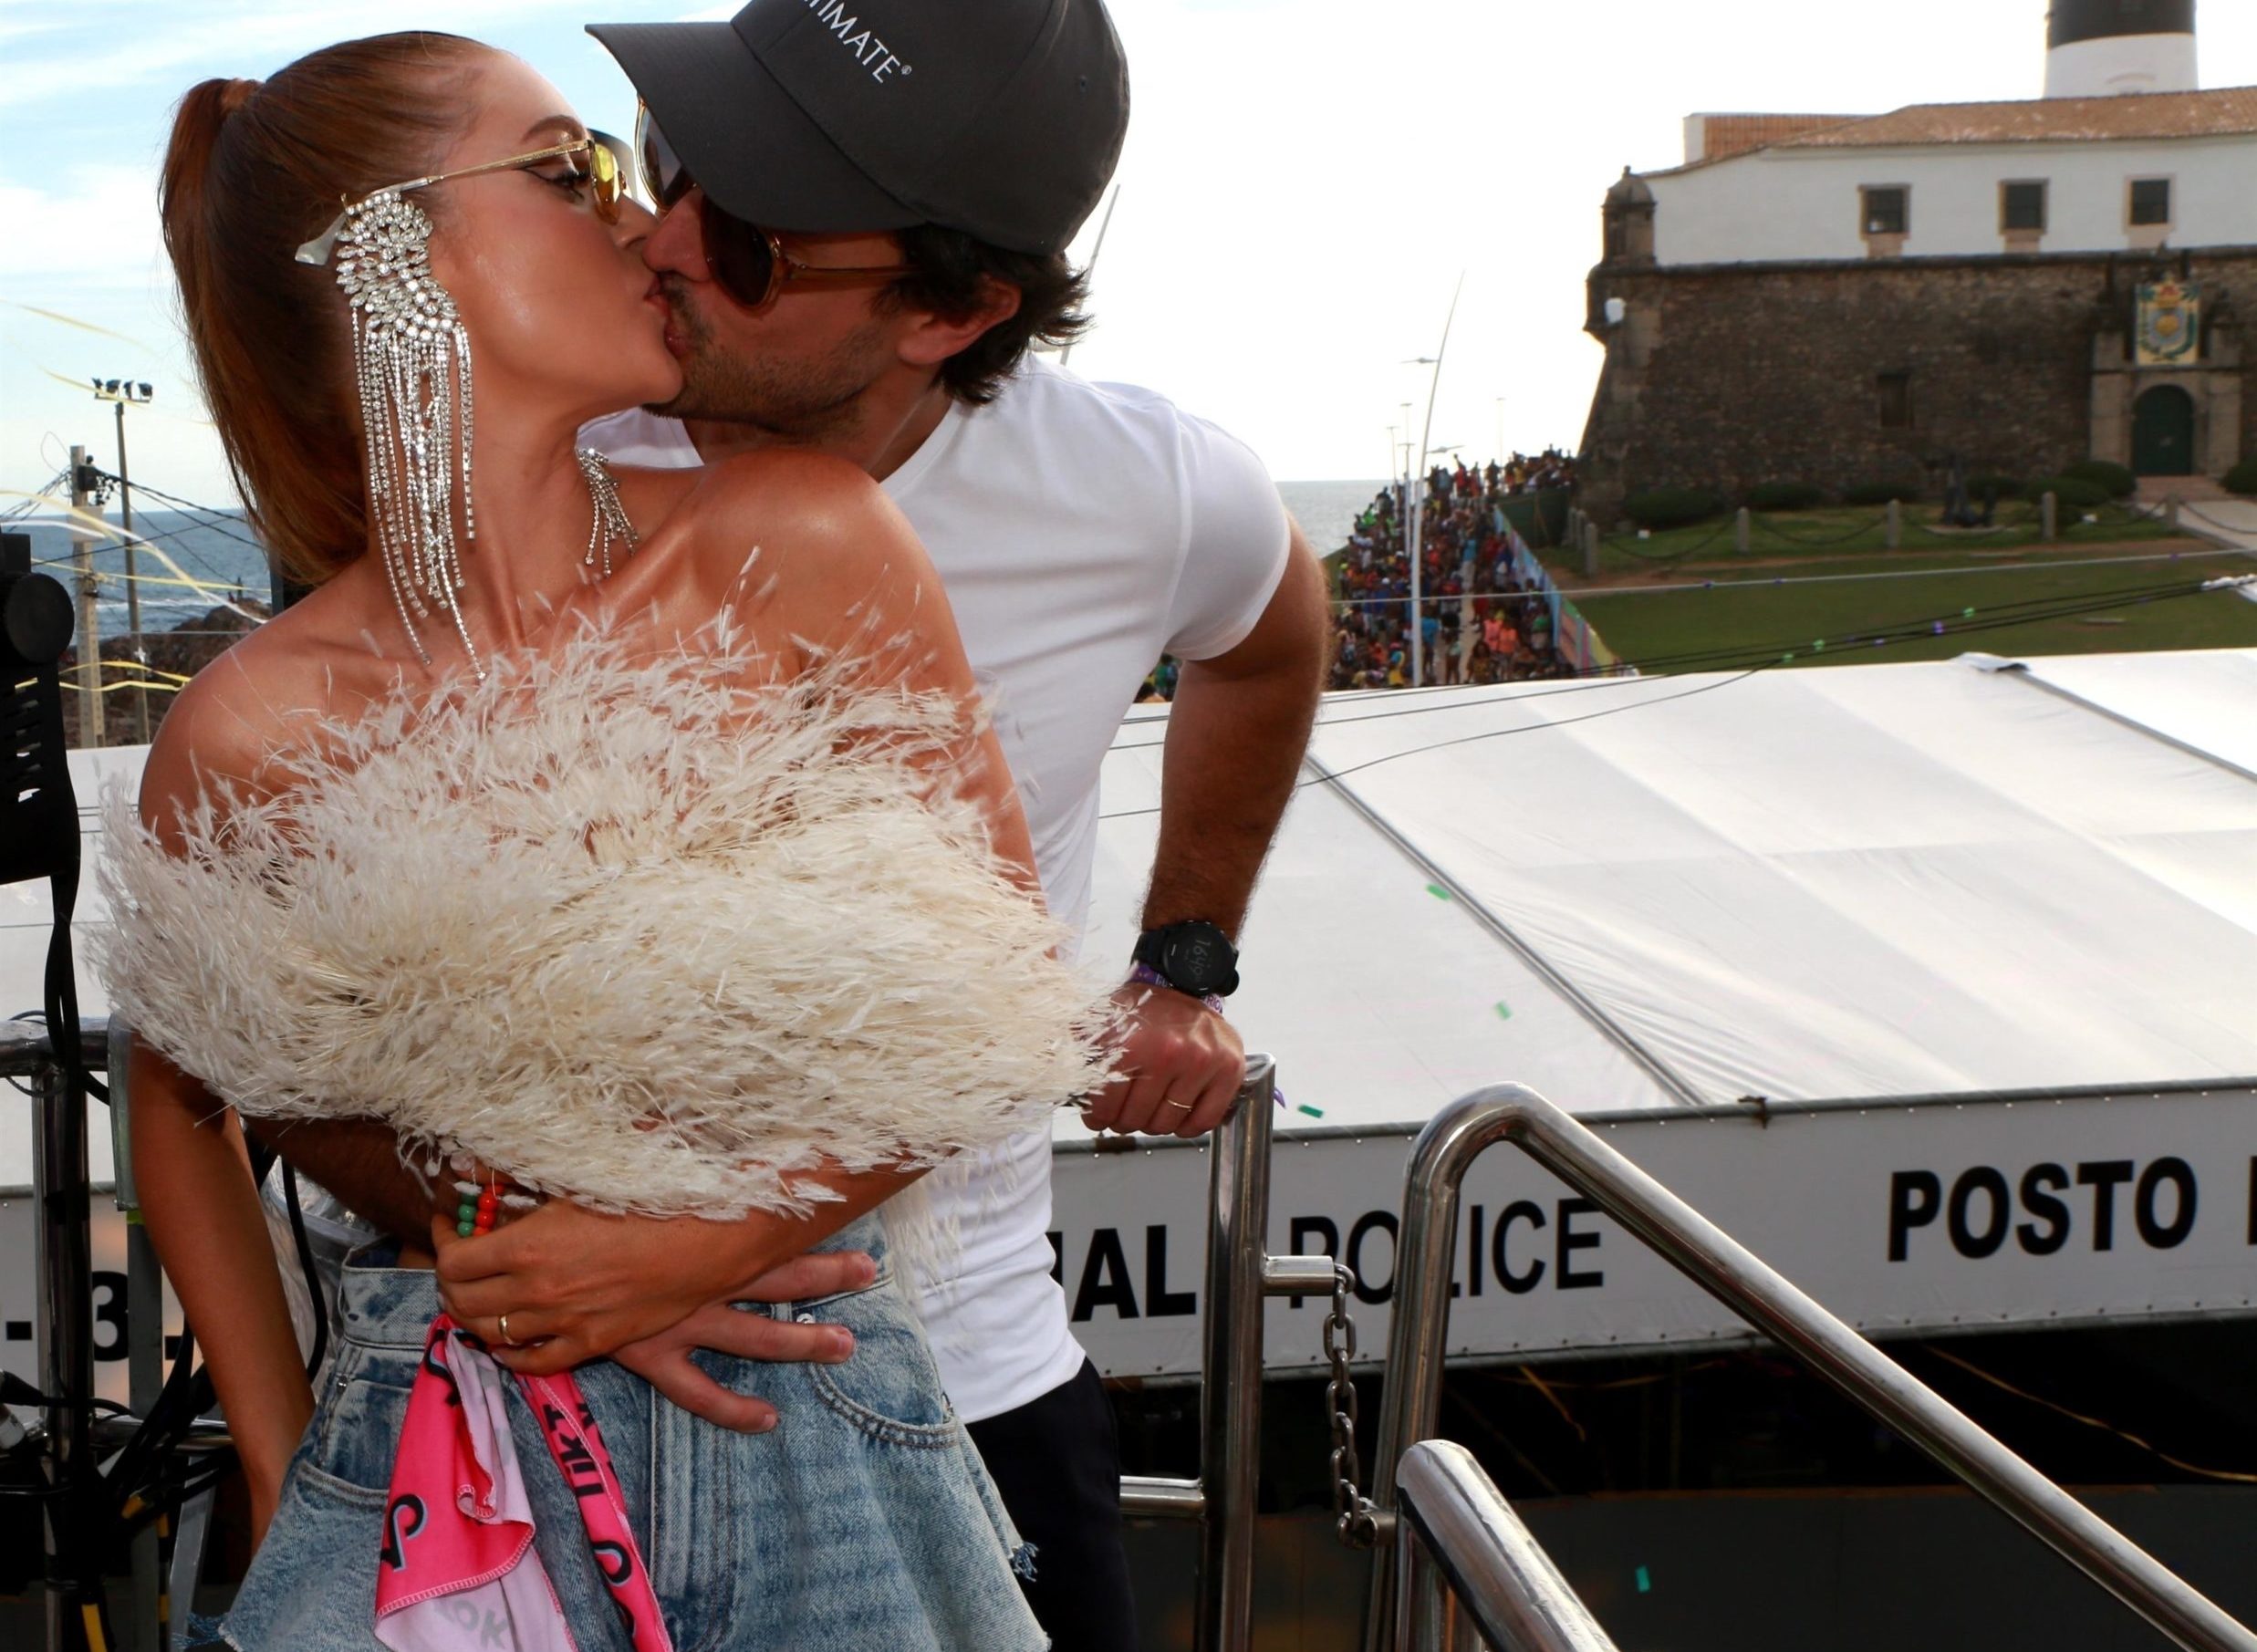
<box><xmin>1323</xmin><ymin>1262</ymin><xmax>1381</xmax><ymax>1548</ymax></box>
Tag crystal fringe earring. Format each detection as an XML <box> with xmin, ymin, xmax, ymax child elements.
<box><xmin>332</xmin><ymin>192</ymin><xmax>483</xmax><ymax>677</ymax></box>
<box><xmin>577</xmin><ymin>447</ymin><xmax>639</xmax><ymax>577</ymax></box>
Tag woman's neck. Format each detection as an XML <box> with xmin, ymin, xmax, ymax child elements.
<box><xmin>373</xmin><ymin>406</ymin><xmax>615</xmax><ymax>673</ymax></box>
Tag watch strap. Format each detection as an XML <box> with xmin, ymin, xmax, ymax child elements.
<box><xmin>1128</xmin><ymin>960</ymin><xmax>1227</xmax><ymax>1015</ymax></box>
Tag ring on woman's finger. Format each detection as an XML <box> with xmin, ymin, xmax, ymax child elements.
<box><xmin>1161</xmin><ymin>1096</ymin><xmax>1195</xmax><ymax>1111</ymax></box>
<box><xmin>498</xmin><ymin>1312</ymin><xmax>518</xmax><ymax>1347</ymax></box>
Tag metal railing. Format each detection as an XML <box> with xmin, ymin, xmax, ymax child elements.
<box><xmin>1363</xmin><ymin>1083</ymin><xmax>2257</xmax><ymax>1652</ymax></box>
<box><xmin>1395</xmin><ymin>1440</ymin><xmax>1617</xmax><ymax>1652</ymax></box>
<box><xmin>34</xmin><ymin>1028</ymin><xmax>2249</xmax><ymax>1652</ymax></box>
<box><xmin>1113</xmin><ymin>1055</ymin><xmax>1337</xmax><ymax>1652</ymax></box>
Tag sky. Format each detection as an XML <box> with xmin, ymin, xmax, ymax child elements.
<box><xmin>7</xmin><ymin>0</ymin><xmax>2257</xmax><ymax>510</ymax></box>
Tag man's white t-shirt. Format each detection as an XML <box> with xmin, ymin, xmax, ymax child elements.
<box><xmin>582</xmin><ymin>355</ymin><xmax>1291</xmax><ymax>1421</ymax></box>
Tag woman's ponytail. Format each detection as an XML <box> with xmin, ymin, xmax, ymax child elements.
<box><xmin>156</xmin><ymin>38</ymin><xmax>479</xmax><ymax>587</ymax></box>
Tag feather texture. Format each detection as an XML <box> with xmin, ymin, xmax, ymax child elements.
<box><xmin>97</xmin><ymin>623</ymin><xmax>1117</xmax><ymax>1221</ymax></box>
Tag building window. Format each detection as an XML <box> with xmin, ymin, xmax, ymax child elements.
<box><xmin>2129</xmin><ymin>178</ymin><xmax>2173</xmax><ymax>226</ymax></box>
<box><xmin>1862</xmin><ymin>186</ymin><xmax>1909</xmax><ymax>236</ymax></box>
<box><xmin>1877</xmin><ymin>371</ymin><xmax>1914</xmax><ymax>430</ymax></box>
<box><xmin>2001</xmin><ymin>181</ymin><xmax>2048</xmax><ymax>233</ymax></box>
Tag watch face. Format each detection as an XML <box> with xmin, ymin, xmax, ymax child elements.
<box><xmin>1167</xmin><ymin>929</ymin><xmax>1233</xmax><ymax>991</ymax></box>
<box><xmin>1175</xmin><ymin>935</ymin><xmax>1220</xmax><ymax>985</ymax></box>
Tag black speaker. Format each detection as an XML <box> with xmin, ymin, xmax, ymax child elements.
<box><xmin>0</xmin><ymin>530</ymin><xmax>78</xmax><ymax>888</ymax></box>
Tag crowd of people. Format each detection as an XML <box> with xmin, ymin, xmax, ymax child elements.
<box><xmin>1136</xmin><ymin>450</ymin><xmax>1583</xmax><ymax>701</ymax></box>
<box><xmin>1327</xmin><ymin>452</ymin><xmax>1579</xmax><ymax>691</ymax></box>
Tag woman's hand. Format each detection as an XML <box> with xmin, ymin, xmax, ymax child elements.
<box><xmin>431</xmin><ymin>1201</ymin><xmax>873</xmax><ymax>1428</ymax></box>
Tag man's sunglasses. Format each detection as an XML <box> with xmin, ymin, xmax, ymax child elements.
<box><xmin>296</xmin><ymin>136</ymin><xmax>625</xmax><ymax>265</ymax></box>
<box><xmin>633</xmin><ymin>104</ymin><xmax>912</xmax><ymax>312</ymax></box>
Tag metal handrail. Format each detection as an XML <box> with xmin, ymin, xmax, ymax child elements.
<box><xmin>1363</xmin><ymin>1084</ymin><xmax>2257</xmax><ymax>1652</ymax></box>
<box><xmin>1113</xmin><ymin>1055</ymin><xmax>1337</xmax><ymax>1652</ymax></box>
<box><xmin>1195</xmin><ymin>1053</ymin><xmax>1273</xmax><ymax>1651</ymax></box>
<box><xmin>1396</xmin><ymin>1440</ymin><xmax>1617</xmax><ymax>1652</ymax></box>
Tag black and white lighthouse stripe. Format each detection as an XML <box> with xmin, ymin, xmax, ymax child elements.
<box><xmin>2047</xmin><ymin>0</ymin><xmax>2194</xmax><ymax>51</ymax></box>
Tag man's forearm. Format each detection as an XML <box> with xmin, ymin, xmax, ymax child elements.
<box><xmin>1144</xmin><ymin>535</ymin><xmax>1328</xmax><ymax>935</ymax></box>
<box><xmin>1144</xmin><ymin>666</ymin><xmax>1311</xmax><ymax>932</ymax></box>
<box><xmin>244</xmin><ymin>1116</ymin><xmax>435</xmax><ymax>1241</ymax></box>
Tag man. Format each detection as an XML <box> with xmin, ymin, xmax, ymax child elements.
<box><xmin>252</xmin><ymin>3</ymin><xmax>1326</xmax><ymax>1648</ymax></box>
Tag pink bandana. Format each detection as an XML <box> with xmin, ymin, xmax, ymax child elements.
<box><xmin>374</xmin><ymin>1317</ymin><xmax>674</xmax><ymax>1652</ymax></box>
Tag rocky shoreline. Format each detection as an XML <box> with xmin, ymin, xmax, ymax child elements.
<box><xmin>59</xmin><ymin>600</ymin><xmax>267</xmax><ymax>749</ymax></box>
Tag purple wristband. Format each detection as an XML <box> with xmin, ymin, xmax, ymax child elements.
<box><xmin>1128</xmin><ymin>960</ymin><xmax>1227</xmax><ymax>1015</ymax></box>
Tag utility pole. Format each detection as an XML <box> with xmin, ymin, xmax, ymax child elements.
<box><xmin>68</xmin><ymin>445</ymin><xmax>102</xmax><ymax>747</ymax></box>
<box><xmin>94</xmin><ymin>379</ymin><xmax>154</xmax><ymax>742</ymax></box>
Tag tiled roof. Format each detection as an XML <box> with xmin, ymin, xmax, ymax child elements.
<box><xmin>1693</xmin><ymin>114</ymin><xmax>1863</xmax><ymax>161</ymax></box>
<box><xmin>1780</xmin><ymin>85</ymin><xmax>2257</xmax><ymax>148</ymax></box>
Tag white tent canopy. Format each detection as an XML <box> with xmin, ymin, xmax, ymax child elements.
<box><xmin>6</xmin><ymin>649</ymin><xmax>2256</xmax><ymax>1185</ymax></box>
<box><xmin>1079</xmin><ymin>647</ymin><xmax>2257</xmax><ymax>1135</ymax></box>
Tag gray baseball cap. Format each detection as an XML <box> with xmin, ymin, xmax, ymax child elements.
<box><xmin>588</xmin><ymin>0</ymin><xmax>1128</xmax><ymax>256</ymax></box>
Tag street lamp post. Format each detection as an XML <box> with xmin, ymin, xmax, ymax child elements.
<box><xmin>1395</xmin><ymin>401</ymin><xmax>1413</xmax><ymax>673</ymax></box>
<box><xmin>91</xmin><ymin>379</ymin><xmax>154</xmax><ymax>743</ymax></box>
<box><xmin>1404</xmin><ymin>273</ymin><xmax>1465</xmax><ymax>690</ymax></box>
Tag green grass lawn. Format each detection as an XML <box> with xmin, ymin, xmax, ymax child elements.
<box><xmin>1571</xmin><ymin>546</ymin><xmax>2257</xmax><ymax>671</ymax></box>
<box><xmin>1539</xmin><ymin>502</ymin><xmax>2182</xmax><ymax>579</ymax></box>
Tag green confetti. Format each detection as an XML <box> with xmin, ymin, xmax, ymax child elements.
<box><xmin>1494</xmin><ymin>1002</ymin><xmax>1513</xmax><ymax>1021</ymax></box>
<box><xmin>1636</xmin><ymin>1565</ymin><xmax>1652</xmax><ymax>1594</ymax></box>
<box><xmin>1425</xmin><ymin>883</ymin><xmax>1452</xmax><ymax>900</ymax></box>
<box><xmin>1295</xmin><ymin>1104</ymin><xmax>1325</xmax><ymax>1118</ymax></box>
<box><xmin>1962</xmin><ymin>607</ymin><xmax>1976</xmax><ymax>618</ymax></box>
<box><xmin>1781</xmin><ymin>652</ymin><xmax>1796</xmax><ymax>663</ymax></box>
<box><xmin>1812</xmin><ymin>639</ymin><xmax>1825</xmax><ymax>651</ymax></box>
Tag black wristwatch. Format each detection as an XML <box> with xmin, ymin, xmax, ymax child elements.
<box><xmin>1133</xmin><ymin>920</ymin><xmax>1240</xmax><ymax>999</ymax></box>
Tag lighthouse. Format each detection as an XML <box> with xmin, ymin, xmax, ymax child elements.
<box><xmin>2045</xmin><ymin>0</ymin><xmax>2198</xmax><ymax>99</ymax></box>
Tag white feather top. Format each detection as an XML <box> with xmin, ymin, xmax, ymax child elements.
<box><xmin>96</xmin><ymin>627</ymin><xmax>1116</xmax><ymax>1221</ymax></box>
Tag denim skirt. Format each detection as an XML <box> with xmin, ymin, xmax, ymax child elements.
<box><xmin>221</xmin><ymin>1215</ymin><xmax>1047</xmax><ymax>1651</ymax></box>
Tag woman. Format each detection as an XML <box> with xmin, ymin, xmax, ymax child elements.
<box><xmin>106</xmin><ymin>31</ymin><xmax>1101</xmax><ymax>1652</ymax></box>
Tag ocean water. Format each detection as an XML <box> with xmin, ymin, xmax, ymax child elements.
<box><xmin>18</xmin><ymin>510</ymin><xmax>270</xmax><ymax>635</ymax></box>
<box><xmin>1277</xmin><ymin>478</ymin><xmax>1389</xmax><ymax>557</ymax></box>
<box><xmin>13</xmin><ymin>480</ymin><xmax>1389</xmax><ymax>642</ymax></box>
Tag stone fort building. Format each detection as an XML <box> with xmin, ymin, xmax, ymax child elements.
<box><xmin>1577</xmin><ymin>0</ymin><xmax>2254</xmax><ymax>520</ymax></box>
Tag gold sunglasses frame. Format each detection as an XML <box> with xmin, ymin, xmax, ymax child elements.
<box><xmin>295</xmin><ymin>138</ymin><xmax>624</xmax><ymax>266</ymax></box>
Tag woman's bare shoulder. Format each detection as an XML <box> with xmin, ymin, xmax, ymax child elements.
<box><xmin>671</xmin><ymin>450</ymin><xmax>933</xmax><ymax>604</ymax></box>
<box><xmin>135</xmin><ymin>594</ymin><xmax>380</xmax><ymax>839</ymax></box>
<box><xmin>607</xmin><ymin>461</ymin><xmax>702</xmax><ymax>536</ymax></box>
<box><xmin>136</xmin><ymin>652</ymin><xmax>284</xmax><ymax>841</ymax></box>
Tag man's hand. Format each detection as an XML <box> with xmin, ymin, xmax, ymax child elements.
<box><xmin>1082</xmin><ymin>982</ymin><xmax>1246</xmax><ymax>1139</ymax></box>
<box><xmin>432</xmin><ymin>1201</ymin><xmax>874</xmax><ymax>1429</ymax></box>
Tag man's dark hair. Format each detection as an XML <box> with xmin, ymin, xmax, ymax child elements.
<box><xmin>881</xmin><ymin>224</ymin><xmax>1093</xmax><ymax>405</ymax></box>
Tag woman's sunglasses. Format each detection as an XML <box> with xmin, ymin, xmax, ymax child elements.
<box><xmin>296</xmin><ymin>137</ymin><xmax>625</xmax><ymax>266</ymax></box>
<box><xmin>633</xmin><ymin>103</ymin><xmax>912</xmax><ymax>313</ymax></box>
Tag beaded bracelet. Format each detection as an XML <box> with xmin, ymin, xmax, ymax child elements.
<box><xmin>448</xmin><ymin>1158</ymin><xmax>542</xmax><ymax>1239</ymax></box>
